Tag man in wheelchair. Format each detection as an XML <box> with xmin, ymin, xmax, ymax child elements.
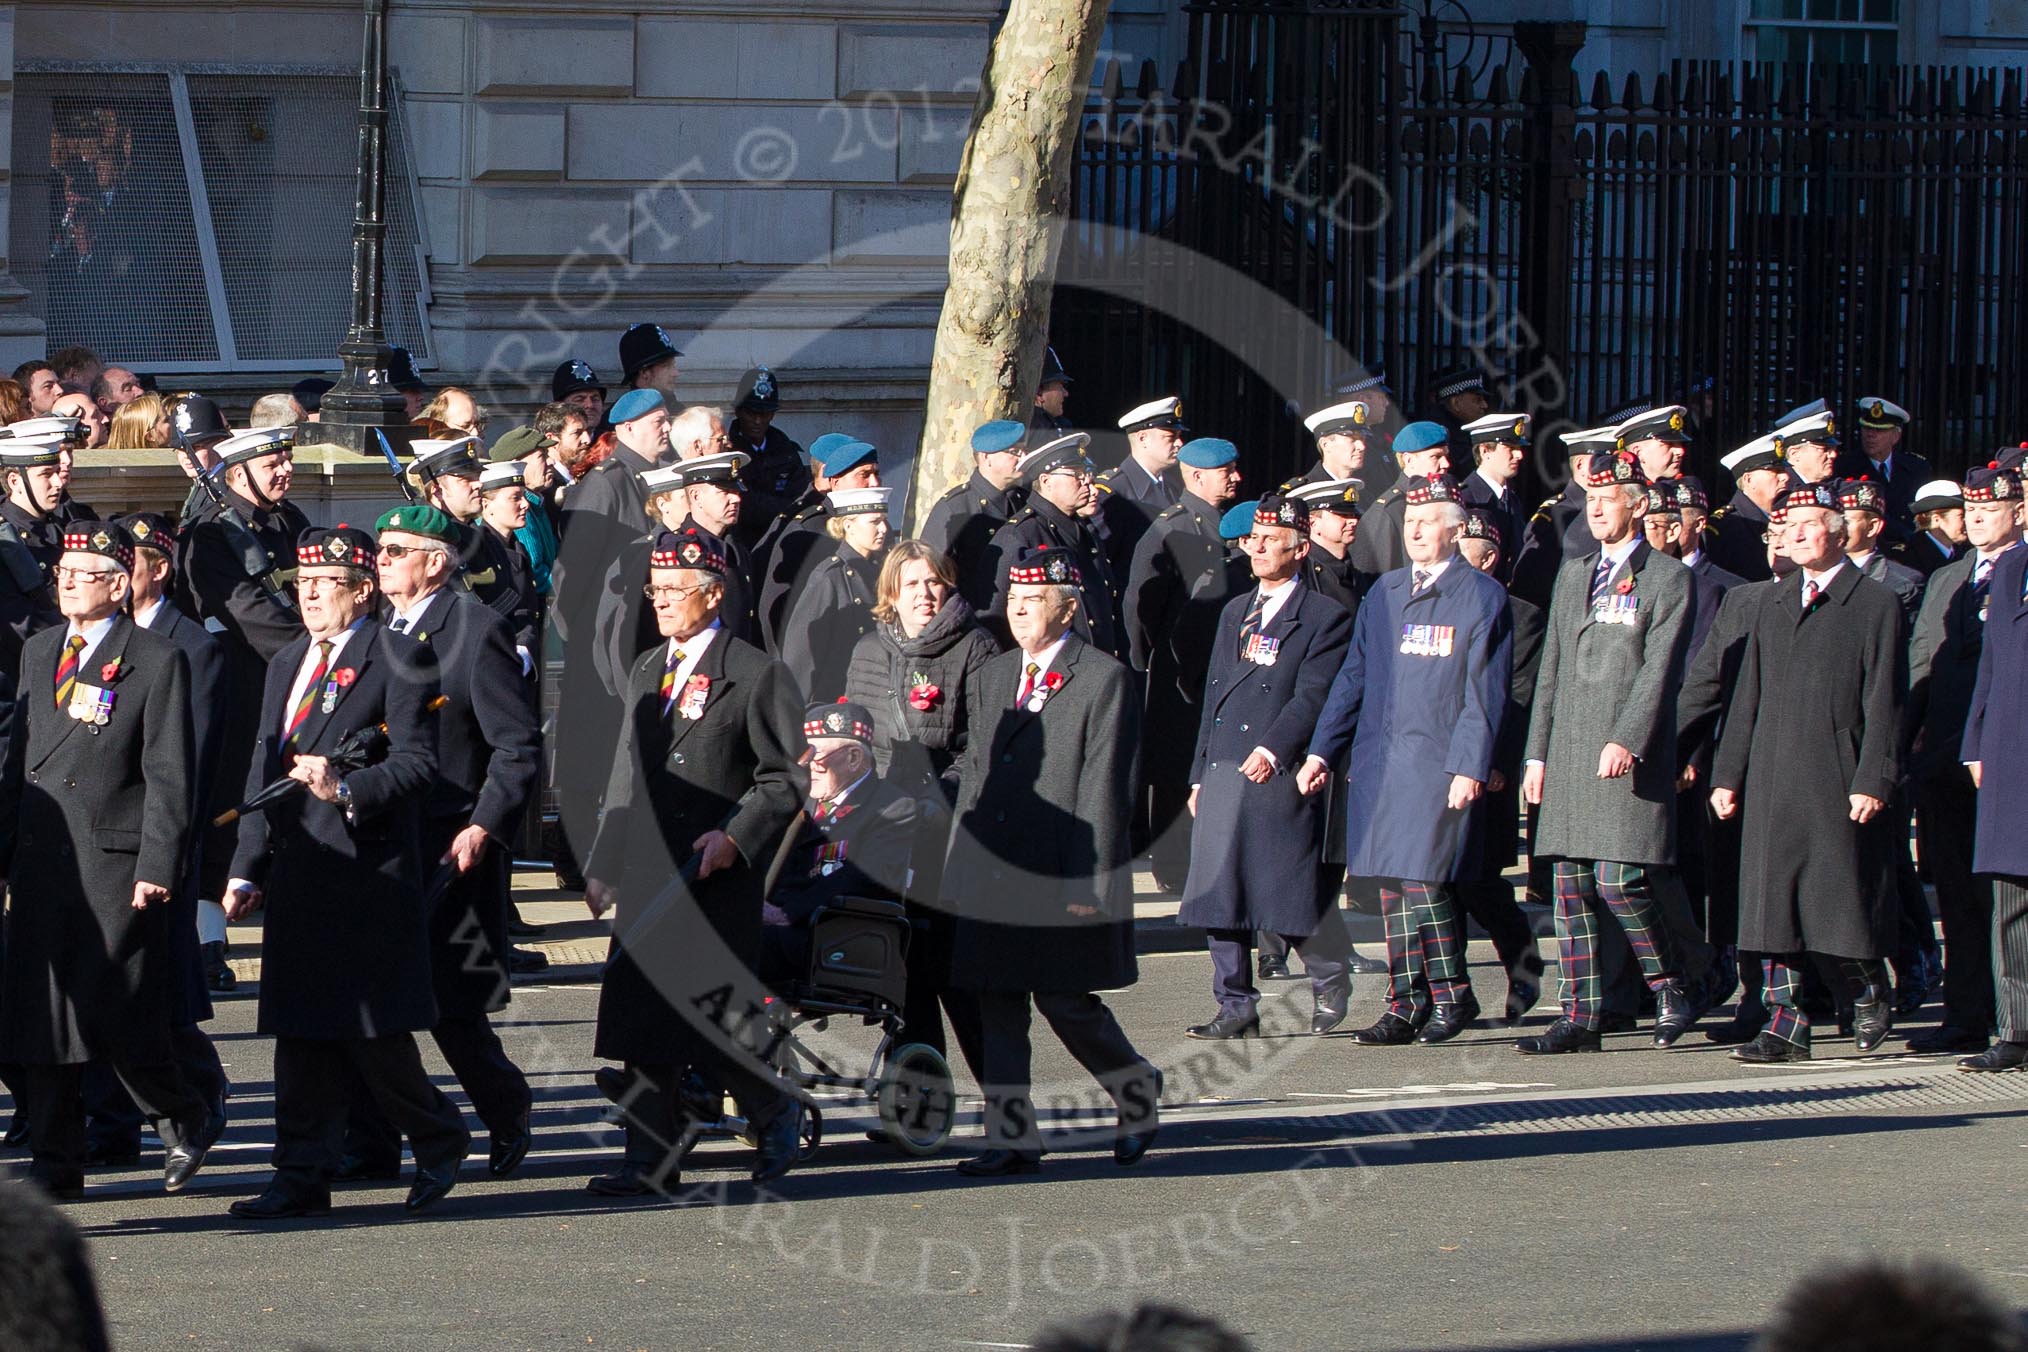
<box><xmin>759</xmin><ymin>700</ymin><xmax>921</xmax><ymax>985</ymax></box>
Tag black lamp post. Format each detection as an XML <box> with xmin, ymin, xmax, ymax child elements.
<box><xmin>302</xmin><ymin>0</ymin><xmax>411</xmax><ymax>456</ymax></box>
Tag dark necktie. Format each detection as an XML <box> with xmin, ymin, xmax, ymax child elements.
<box><xmin>54</xmin><ymin>634</ymin><xmax>84</xmax><ymax>711</ymax></box>
<box><xmin>1589</xmin><ymin>556</ymin><xmax>1614</xmax><ymax>606</ymax></box>
<box><xmin>1237</xmin><ymin>591</ymin><xmax>1268</xmax><ymax>653</ymax></box>
<box><xmin>286</xmin><ymin>640</ymin><xmax>334</xmax><ymax>744</ymax></box>
<box><xmin>1411</xmin><ymin>569</ymin><xmax>1431</xmax><ymax>596</ymax></box>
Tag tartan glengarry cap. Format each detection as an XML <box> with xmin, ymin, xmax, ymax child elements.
<box><xmin>1254</xmin><ymin>493</ymin><xmax>1308</xmax><ymax>531</ymax></box>
<box><xmin>1774</xmin><ymin>482</ymin><xmax>1842</xmax><ymax>515</ymax></box>
<box><xmin>1288</xmin><ymin>477</ymin><xmax>1362</xmax><ymax>516</ymax></box>
<box><xmin>1835</xmin><ymin>476</ymin><xmax>1888</xmax><ymax>515</ymax></box>
<box><xmin>1402</xmin><ymin>472</ymin><xmax>1463</xmax><ymax>506</ymax></box>
<box><xmin>1461</xmin><ymin>508</ymin><xmax>1501</xmax><ymax>543</ymax></box>
<box><xmin>1676</xmin><ymin>475</ymin><xmax>1711</xmax><ymax>511</ymax></box>
<box><xmin>1464</xmin><ymin>412</ymin><xmax>1531</xmax><ymax>446</ymax></box>
<box><xmin>1963</xmin><ymin>463</ymin><xmax>2022</xmax><ymax>503</ymax></box>
<box><xmin>297</xmin><ymin>524</ymin><xmax>375</xmax><ymax>570</ymax></box>
<box><xmin>1006</xmin><ymin>546</ymin><xmax>1081</xmax><ymax>587</ymax></box>
<box><xmin>1644</xmin><ymin>485</ymin><xmax>1682</xmax><ymax>516</ymax></box>
<box><xmin>62</xmin><ymin>523</ymin><xmax>134</xmax><ymax>573</ymax></box>
<box><xmin>803</xmin><ymin>700</ymin><xmax>874</xmax><ymax>745</ymax></box>
<box><xmin>649</xmin><ymin>527</ymin><xmax>727</xmax><ymax>577</ymax></box>
<box><xmin>117</xmin><ymin>511</ymin><xmax>178</xmax><ymax>555</ymax></box>
<box><xmin>1581</xmin><ymin>451</ymin><xmax>1646</xmax><ymax>488</ymax></box>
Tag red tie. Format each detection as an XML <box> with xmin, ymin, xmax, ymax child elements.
<box><xmin>54</xmin><ymin>634</ymin><xmax>84</xmax><ymax>711</ymax></box>
<box><xmin>1015</xmin><ymin>661</ymin><xmax>1040</xmax><ymax>709</ymax></box>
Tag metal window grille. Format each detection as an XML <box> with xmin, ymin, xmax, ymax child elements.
<box><xmin>10</xmin><ymin>65</ymin><xmax>431</xmax><ymax>372</ymax></box>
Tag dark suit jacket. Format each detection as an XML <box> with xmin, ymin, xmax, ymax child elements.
<box><xmin>230</xmin><ymin>622</ymin><xmax>441</xmax><ymax>1040</ymax></box>
<box><xmin>0</xmin><ymin>616</ymin><xmax>192</xmax><ymax>1064</ymax></box>
<box><xmin>1964</xmin><ymin>547</ymin><xmax>2028</xmax><ymax>875</ymax></box>
<box><xmin>140</xmin><ymin>599</ymin><xmax>227</xmax><ymax>1026</ymax></box>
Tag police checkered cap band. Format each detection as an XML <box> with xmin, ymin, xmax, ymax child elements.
<box><xmin>649</xmin><ymin>528</ymin><xmax>727</xmax><ymax>576</ymax></box>
<box><xmin>1581</xmin><ymin>451</ymin><xmax>1646</xmax><ymax>488</ymax></box>
<box><xmin>63</xmin><ymin>526</ymin><xmax>133</xmax><ymax>571</ymax></box>
<box><xmin>1333</xmin><ymin>370</ymin><xmax>1387</xmax><ymax>395</ymax></box>
<box><xmin>1429</xmin><ymin>369</ymin><xmax>1487</xmax><ymax>399</ymax></box>
<box><xmin>1598</xmin><ymin>398</ymin><xmax>1655</xmax><ymax>426</ymax></box>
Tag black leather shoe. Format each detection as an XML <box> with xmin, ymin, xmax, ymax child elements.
<box><xmin>1312</xmin><ymin>999</ymin><xmax>1350</xmax><ymax>1037</ymax></box>
<box><xmin>1653</xmin><ymin>984</ymin><xmax>1697</xmax><ymax>1050</ymax></box>
<box><xmin>1187</xmin><ymin>1010</ymin><xmax>1261</xmax><ymax>1040</ymax></box>
<box><xmin>1730</xmin><ymin>1031</ymin><xmax>1810</xmax><ymax>1064</ymax></box>
<box><xmin>750</xmin><ymin>1107</ymin><xmax>801</xmax><ymax>1184</ymax></box>
<box><xmin>1698</xmin><ymin>951</ymin><xmax>1739</xmax><ymax>1016</ymax></box>
<box><xmin>1892</xmin><ymin>950</ymin><xmax>1941</xmax><ymax>1017</ymax></box>
<box><xmin>1417</xmin><ymin>993</ymin><xmax>1481</xmax><ymax>1044</ymax></box>
<box><xmin>405</xmin><ymin>1158</ymin><xmax>460</xmax><ymax>1212</ymax></box>
<box><xmin>11</xmin><ymin>1165</ymin><xmax>84</xmax><ymax>1201</ymax></box>
<box><xmin>508</xmin><ymin>947</ymin><xmax>550</xmax><ymax>974</ymax></box>
<box><xmin>1352</xmin><ymin>1012</ymin><xmax>1419</xmax><ymax>1046</ymax></box>
<box><xmin>1907</xmin><ymin>1025</ymin><xmax>1990</xmax><ymax>1054</ymax></box>
<box><xmin>593</xmin><ymin>1065</ymin><xmax>631</xmax><ymax>1106</ymax></box>
<box><xmin>230</xmin><ymin>1182</ymin><xmax>331</xmax><ymax>1219</ymax></box>
<box><xmin>1958</xmin><ymin>1040</ymin><xmax>2028</xmax><ymax>1072</ymax></box>
<box><xmin>586</xmin><ymin>1164</ymin><xmax>664</xmax><ymax>1197</ymax></box>
<box><xmin>488</xmin><ymin>1110</ymin><xmax>532</xmax><ymax>1178</ymax></box>
<box><xmin>1851</xmin><ymin>996</ymin><xmax>1892</xmax><ymax>1053</ymax></box>
<box><xmin>506</xmin><ymin>913</ymin><xmax>547</xmax><ymax>938</ymax></box>
<box><xmin>1346</xmin><ymin>951</ymin><xmax>1390</xmax><ymax>976</ymax></box>
<box><xmin>1256</xmin><ymin>955</ymin><xmax>1293</xmax><ymax>981</ymax></box>
<box><xmin>202</xmin><ymin>940</ymin><xmax>237</xmax><ymax>993</ymax></box>
<box><xmin>1516</xmin><ymin>1018</ymin><xmax>1602</xmax><ymax>1055</ymax></box>
<box><xmin>163</xmin><ymin>1115</ymin><xmax>223</xmax><ymax>1193</ymax></box>
<box><xmin>955</xmin><ymin>1149</ymin><xmax>1040</xmax><ymax>1177</ymax></box>
<box><xmin>1705</xmin><ymin>1014</ymin><xmax>1768</xmax><ymax>1046</ymax></box>
<box><xmin>331</xmin><ymin>1153</ymin><xmax>402</xmax><ymax>1184</ymax></box>
<box><xmin>2</xmin><ymin>1115</ymin><xmax>29</xmax><ymax>1148</ymax></box>
<box><xmin>1503</xmin><ymin>979</ymin><xmax>1541</xmax><ymax>1026</ymax></box>
<box><xmin>1114</xmin><ymin>1068</ymin><xmax>1162</xmax><ymax>1167</ymax></box>
<box><xmin>84</xmin><ymin>1141</ymin><xmax>142</xmax><ymax>1168</ymax></box>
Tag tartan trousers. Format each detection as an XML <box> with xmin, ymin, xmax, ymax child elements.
<box><xmin>1762</xmin><ymin>954</ymin><xmax>1891</xmax><ymax>1048</ymax></box>
<box><xmin>1379</xmin><ymin>880</ymin><xmax>1470</xmax><ymax>1019</ymax></box>
<box><xmin>1553</xmin><ymin>860</ymin><xmax>1682</xmax><ymax>1031</ymax></box>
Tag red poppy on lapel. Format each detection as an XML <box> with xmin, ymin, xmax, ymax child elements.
<box><xmin>99</xmin><ymin>657</ymin><xmax>124</xmax><ymax>684</ymax></box>
<box><xmin>1614</xmin><ymin>576</ymin><xmax>1635</xmax><ymax>595</ymax></box>
<box><xmin>908</xmin><ymin>682</ymin><xmax>942</xmax><ymax>711</ymax></box>
<box><xmin>331</xmin><ymin>667</ymin><xmax>357</xmax><ymax>688</ymax></box>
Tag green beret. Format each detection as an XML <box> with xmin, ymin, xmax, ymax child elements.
<box><xmin>490</xmin><ymin>426</ymin><xmax>556</xmax><ymax>462</ymax></box>
<box><xmin>374</xmin><ymin>503</ymin><xmax>459</xmax><ymax>542</ymax></box>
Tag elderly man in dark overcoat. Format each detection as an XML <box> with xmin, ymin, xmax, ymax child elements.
<box><xmin>583</xmin><ymin>527</ymin><xmax>803</xmax><ymax>1198</ymax></box>
<box><xmin>332</xmin><ymin>503</ymin><xmax>542</xmax><ymax>1183</ymax></box>
<box><xmin>0</xmin><ymin>523</ymin><xmax>218</xmax><ymax>1199</ymax></box>
<box><xmin>1177</xmin><ymin>495</ymin><xmax>1353</xmax><ymax>1037</ymax></box>
<box><xmin>224</xmin><ymin>525</ymin><xmax>471</xmax><ymax>1220</ymax></box>
<box><xmin>1298</xmin><ymin>474</ymin><xmax>1512</xmax><ymax>1045</ymax></box>
<box><xmin>1959</xmin><ymin>523</ymin><xmax>2028</xmax><ymax>1071</ymax></box>
<box><xmin>943</xmin><ymin>547</ymin><xmax>1159</xmax><ymax>1178</ymax></box>
<box><xmin>1904</xmin><ymin>463</ymin><xmax>2022</xmax><ymax>1053</ymax></box>
<box><xmin>1712</xmin><ymin>483</ymin><xmax>1907</xmax><ymax>1063</ymax></box>
<box><xmin>1520</xmin><ymin>451</ymin><xmax>1699</xmax><ymax>1055</ymax></box>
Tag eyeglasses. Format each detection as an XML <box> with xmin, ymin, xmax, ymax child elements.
<box><xmin>52</xmin><ymin>565</ymin><xmax>118</xmax><ymax>583</ymax></box>
<box><xmin>1044</xmin><ymin>467</ymin><xmax>1095</xmax><ymax>483</ymax></box>
<box><xmin>375</xmin><ymin>542</ymin><xmax>443</xmax><ymax>560</ymax></box>
<box><xmin>643</xmin><ymin>582</ymin><xmax>712</xmax><ymax>602</ymax></box>
<box><xmin>295</xmin><ymin>575</ymin><xmax>358</xmax><ymax>593</ymax></box>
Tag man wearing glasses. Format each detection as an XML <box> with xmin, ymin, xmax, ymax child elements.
<box><xmin>986</xmin><ymin>433</ymin><xmax>1122</xmax><ymax>657</ymax></box>
<box><xmin>224</xmin><ymin>525</ymin><xmax>469</xmax><ymax>1220</ymax></box>
<box><xmin>0</xmin><ymin>522</ymin><xmax>219</xmax><ymax>1201</ymax></box>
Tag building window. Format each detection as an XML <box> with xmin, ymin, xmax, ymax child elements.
<box><xmin>10</xmin><ymin>66</ymin><xmax>431</xmax><ymax>372</ymax></box>
<box><xmin>1745</xmin><ymin>0</ymin><xmax>1900</xmax><ymax>70</ymax></box>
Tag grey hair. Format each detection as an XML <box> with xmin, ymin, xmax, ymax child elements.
<box><xmin>247</xmin><ymin>392</ymin><xmax>299</xmax><ymax>428</ymax></box>
<box><xmin>668</xmin><ymin>404</ymin><xmax>722</xmax><ymax>449</ymax></box>
<box><xmin>1458</xmin><ymin>537</ymin><xmax>1497</xmax><ymax>567</ymax></box>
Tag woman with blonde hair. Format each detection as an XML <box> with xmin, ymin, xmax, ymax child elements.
<box><xmin>104</xmin><ymin>391</ymin><xmax>170</xmax><ymax>449</ymax></box>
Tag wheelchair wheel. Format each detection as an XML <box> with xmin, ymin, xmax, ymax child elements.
<box><xmin>876</xmin><ymin>1043</ymin><xmax>957</xmax><ymax>1157</ymax></box>
<box><xmin>796</xmin><ymin>1100</ymin><xmax>824</xmax><ymax>1161</ymax></box>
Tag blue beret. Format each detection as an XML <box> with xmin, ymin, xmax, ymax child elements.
<box><xmin>1218</xmin><ymin>500</ymin><xmax>1260</xmax><ymax>540</ymax></box>
<box><xmin>819</xmin><ymin>439</ymin><xmax>878</xmax><ymax>477</ymax></box>
<box><xmin>1392</xmin><ymin>421</ymin><xmax>1448</xmax><ymax>457</ymax></box>
<box><xmin>609</xmin><ymin>388</ymin><xmax>667</xmax><ymax>426</ymax></box>
<box><xmin>1179</xmin><ymin>437</ymin><xmax>1239</xmax><ymax>469</ymax></box>
<box><xmin>806</xmin><ymin>432</ymin><xmax>854</xmax><ymax>465</ymax></box>
<box><xmin>970</xmin><ymin>420</ymin><xmax>1026</xmax><ymax>456</ymax></box>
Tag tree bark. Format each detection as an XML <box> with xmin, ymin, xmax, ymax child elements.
<box><xmin>906</xmin><ymin>0</ymin><xmax>1112</xmax><ymax>530</ymax></box>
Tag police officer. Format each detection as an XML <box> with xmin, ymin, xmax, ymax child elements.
<box><xmin>387</xmin><ymin>345</ymin><xmax>429</xmax><ymax>420</ymax></box>
<box><xmin>1348</xmin><ymin>421</ymin><xmax>1451</xmax><ymax>577</ymax></box>
<box><xmin>987</xmin><ymin>434</ymin><xmax>1121</xmax><ymax>657</ymax></box>
<box><xmin>1123</xmin><ymin>436</ymin><xmax>1244</xmax><ymax>891</ymax></box>
<box><xmin>1458</xmin><ymin>411</ymin><xmax>1530</xmax><ymax>578</ymax></box>
<box><xmin>1180</xmin><ymin>494</ymin><xmax>1355</xmax><ymax>1037</ymax></box>
<box><xmin>551</xmin><ymin>358</ymin><xmax>607</xmax><ymax>431</ymax></box>
<box><xmin>920</xmin><ymin>420</ymin><xmax>1028</xmax><ymax>615</ymax></box>
<box><xmin>1509</xmin><ymin>422</ymin><xmax>1622</xmax><ymax>606</ymax></box>
<box><xmin>1519</xmin><ymin>450</ymin><xmax>1699</xmax><ymax>1054</ymax></box>
<box><xmin>1299</xmin><ymin>473</ymin><xmax>1514</xmax><ymax>1044</ymax></box>
<box><xmin>1895</xmin><ymin>480</ymin><xmax>1968</xmax><ymax>578</ymax></box>
<box><xmin>1705</xmin><ymin>433</ymin><xmax>1789</xmax><ymax>582</ymax></box>
<box><xmin>756</xmin><ymin>435</ymin><xmax>880</xmax><ymax>650</ymax></box>
<box><xmin>1288</xmin><ymin>478</ymin><xmax>1371</xmax><ymax>612</ymax></box>
<box><xmin>618</xmin><ymin>323</ymin><xmax>682</xmax><ymax>404</ymax></box>
<box><xmin>1096</xmin><ymin>396</ymin><xmax>1186</xmax><ymax>577</ymax></box>
<box><xmin>782</xmin><ymin>485</ymin><xmax>892</xmax><ymax>703</ymax></box>
<box><xmin>1907</xmin><ymin>463</ymin><xmax>2021</xmax><ymax>1053</ymax></box>
<box><xmin>164</xmin><ymin>394</ymin><xmax>233</xmax><ymax>529</ymax></box>
<box><xmin>1032</xmin><ymin>345</ymin><xmax>1073</xmax><ymax>435</ymax></box>
<box><xmin>1837</xmin><ymin>397</ymin><xmax>1930</xmax><ymax>545</ymax></box>
<box><xmin>728</xmin><ymin>366</ymin><xmax>808</xmax><ymax>556</ymax></box>
<box><xmin>1422</xmin><ymin>366</ymin><xmax>1492</xmax><ymax>462</ymax></box>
